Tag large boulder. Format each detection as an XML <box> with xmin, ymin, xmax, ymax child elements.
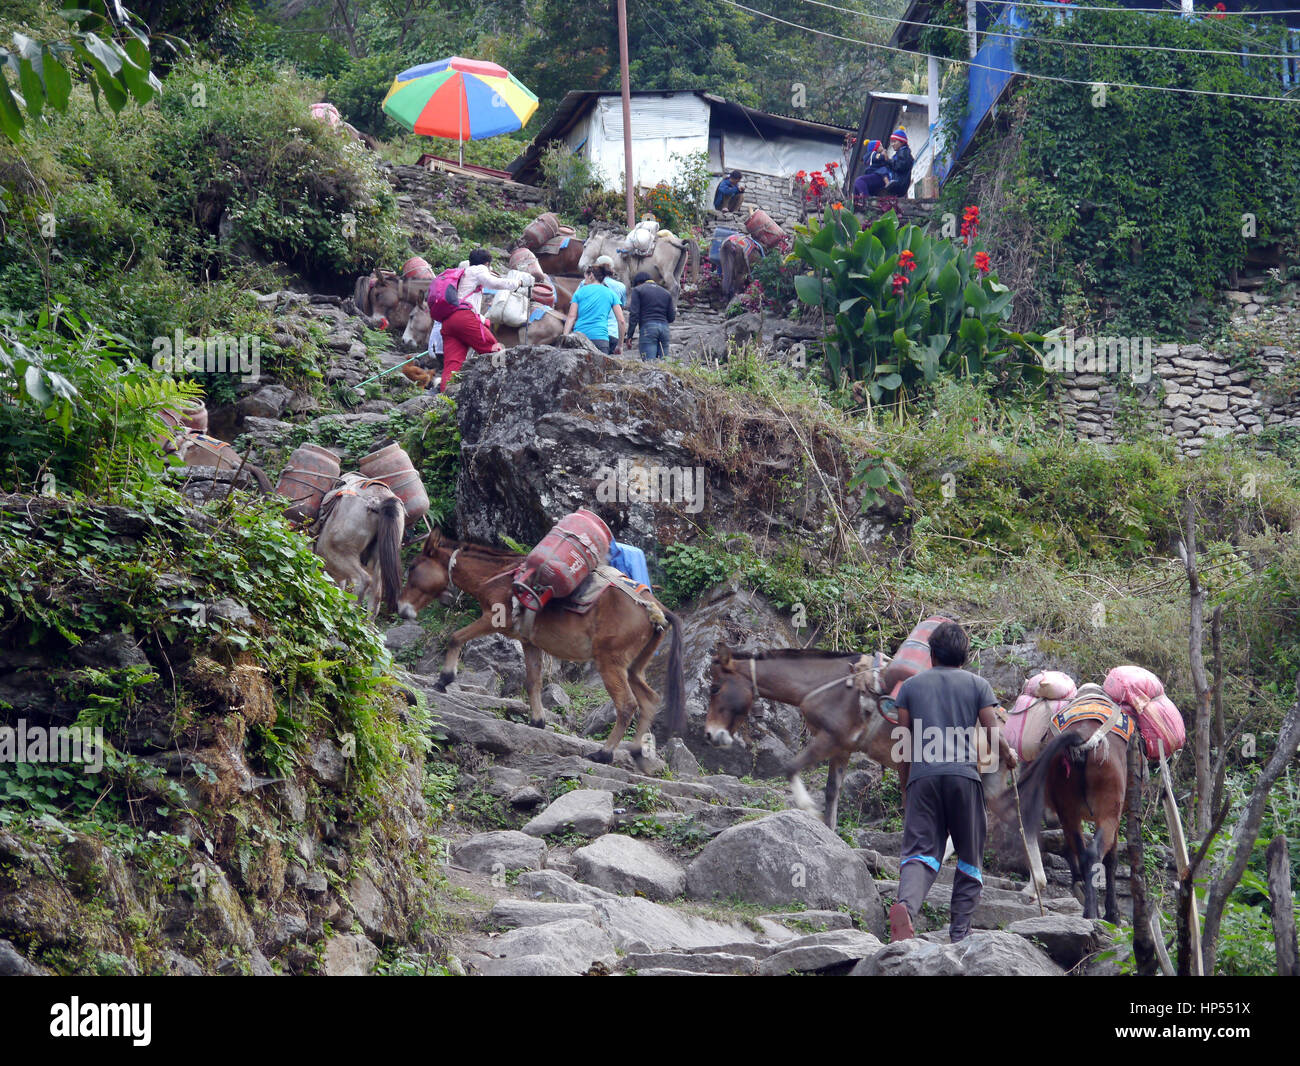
<box><xmin>319</xmin><ymin>933</ymin><xmax>379</xmax><ymax>976</ymax></box>
<box><xmin>853</xmin><ymin>931</ymin><xmax>1064</xmax><ymax>977</ymax></box>
<box><xmin>485</xmin><ymin>899</ymin><xmax>602</xmax><ymax>930</ymax></box>
<box><xmin>572</xmin><ymin>834</ymin><xmax>686</xmax><ymax>901</ymax></box>
<box><xmin>469</xmin><ymin>918</ymin><xmax>617</xmax><ymax>975</ymax></box>
<box><xmin>450</xmin><ymin>345</ymin><xmax>910</xmax><ymax>561</ymax></box>
<box><xmin>452</xmin><ymin>830</ymin><xmax>547</xmax><ymax>874</ymax></box>
<box><xmin>757</xmin><ymin>928</ymin><xmax>884</xmax><ymax>975</ymax></box>
<box><xmin>685</xmin><ymin>810</ymin><xmax>885</xmax><ymax>937</ymax></box>
<box><xmin>521</xmin><ymin>790</ymin><xmax>615</xmax><ymax>838</ymax></box>
<box><xmin>1006</xmin><ymin>915</ymin><xmax>1109</xmax><ymax>969</ymax></box>
<box><xmin>515</xmin><ymin>869</ymin><xmax>793</xmax><ymax>952</ymax></box>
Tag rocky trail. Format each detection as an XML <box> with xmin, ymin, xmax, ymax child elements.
<box><xmin>386</xmin><ymin>636</ymin><xmax>1134</xmax><ymax>977</ymax></box>
<box><xmin>113</xmin><ymin>165</ymin><xmax>1187</xmax><ymax>978</ymax></box>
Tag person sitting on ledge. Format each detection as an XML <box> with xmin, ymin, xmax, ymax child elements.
<box><xmin>852</xmin><ymin>139</ymin><xmax>890</xmax><ymax>207</ymax></box>
<box><xmin>713</xmin><ymin>170</ymin><xmax>745</xmax><ymax>211</ymax></box>
<box><xmin>885</xmin><ymin>128</ymin><xmax>914</xmax><ymax>196</ymax></box>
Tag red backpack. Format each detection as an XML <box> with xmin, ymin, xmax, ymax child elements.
<box><xmin>427</xmin><ymin>267</ymin><xmax>467</xmax><ymax>322</ymax></box>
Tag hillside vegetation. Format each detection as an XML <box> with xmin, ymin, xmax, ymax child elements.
<box><xmin>0</xmin><ymin>1</ymin><xmax>1297</xmax><ymax>977</ymax></box>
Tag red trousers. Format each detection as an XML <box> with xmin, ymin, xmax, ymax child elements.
<box><xmin>440</xmin><ymin>309</ymin><xmax>499</xmax><ymax>391</ymax></box>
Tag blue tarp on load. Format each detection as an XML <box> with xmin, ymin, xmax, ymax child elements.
<box><xmin>609</xmin><ymin>541</ymin><xmax>652</xmax><ymax>587</ymax></box>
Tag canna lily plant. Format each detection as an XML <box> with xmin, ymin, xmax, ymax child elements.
<box><xmin>790</xmin><ymin>206</ymin><xmax>1044</xmax><ymax>407</ymax></box>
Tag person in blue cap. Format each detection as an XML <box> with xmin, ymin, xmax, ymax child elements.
<box><xmin>852</xmin><ymin>139</ymin><xmax>890</xmax><ymax>205</ymax></box>
<box><xmin>885</xmin><ymin>128</ymin><xmax>914</xmax><ymax>196</ymax></box>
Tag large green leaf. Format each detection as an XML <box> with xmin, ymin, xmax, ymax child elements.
<box><xmin>17</xmin><ymin>57</ymin><xmax>42</xmax><ymax>120</ymax></box>
<box><xmin>0</xmin><ymin>79</ymin><xmax>25</xmax><ymax>143</ymax></box>
<box><xmin>963</xmin><ymin>282</ymin><xmax>989</xmax><ymax>313</ymax></box>
<box><xmin>793</xmin><ymin>273</ymin><xmax>826</xmax><ymax>306</ymax></box>
<box><xmin>959</xmin><ymin>317</ymin><xmax>988</xmax><ymax>347</ymax></box>
<box><xmin>41</xmin><ymin>46</ymin><xmax>71</xmax><ymax>111</ymax></box>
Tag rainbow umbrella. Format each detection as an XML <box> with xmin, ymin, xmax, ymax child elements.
<box><xmin>382</xmin><ymin>57</ymin><xmax>539</xmax><ymax>165</ymax></box>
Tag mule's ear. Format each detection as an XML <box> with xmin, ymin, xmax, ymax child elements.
<box><xmin>426</xmin><ymin>528</ymin><xmax>442</xmax><ymax>551</ymax></box>
<box><xmin>716</xmin><ymin>644</ymin><xmax>732</xmax><ymax>666</ymax></box>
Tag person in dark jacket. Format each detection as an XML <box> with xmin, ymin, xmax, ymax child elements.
<box><xmin>713</xmin><ymin>171</ymin><xmax>745</xmax><ymax>211</ymax></box>
<box><xmin>889</xmin><ymin>620</ymin><xmax>1017</xmax><ymax>944</ymax></box>
<box><xmin>885</xmin><ymin>128</ymin><xmax>914</xmax><ymax>196</ymax></box>
<box><xmin>625</xmin><ymin>271</ymin><xmax>676</xmax><ymax>361</ymax></box>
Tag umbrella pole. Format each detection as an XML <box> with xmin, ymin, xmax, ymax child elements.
<box><xmin>459</xmin><ymin>80</ymin><xmax>464</xmax><ymax>167</ymax></box>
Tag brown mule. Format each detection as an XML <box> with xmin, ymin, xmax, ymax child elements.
<box><xmin>397</xmin><ymin>529</ymin><xmax>686</xmax><ymax>770</ymax></box>
<box><xmin>996</xmin><ymin>718</ymin><xmax>1128</xmax><ymax>921</ymax></box>
<box><xmin>705</xmin><ymin>647</ymin><xmax>905</xmax><ymax>829</ymax></box>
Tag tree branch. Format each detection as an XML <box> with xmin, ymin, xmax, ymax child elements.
<box><xmin>1201</xmin><ymin>675</ymin><xmax>1300</xmax><ymax>973</ymax></box>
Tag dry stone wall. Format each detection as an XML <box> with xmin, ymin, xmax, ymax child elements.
<box><xmin>1050</xmin><ymin>286</ymin><xmax>1300</xmax><ymax>456</ymax></box>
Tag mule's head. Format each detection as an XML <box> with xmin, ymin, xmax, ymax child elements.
<box><xmin>397</xmin><ymin>529</ymin><xmax>451</xmax><ymax>620</ymax></box>
<box><xmin>403</xmin><ymin>304</ymin><xmax>432</xmax><ymax>350</ymax></box>
<box><xmin>369</xmin><ymin>276</ymin><xmax>423</xmax><ymax>331</ymax></box>
<box><xmin>704</xmin><ymin>645</ymin><xmax>754</xmax><ymax>749</ymax></box>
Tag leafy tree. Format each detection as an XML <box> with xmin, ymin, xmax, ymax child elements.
<box><xmin>944</xmin><ymin>7</ymin><xmax>1300</xmax><ymax>334</ymax></box>
<box><xmin>0</xmin><ymin>1</ymin><xmax>170</xmax><ymax>143</ymax></box>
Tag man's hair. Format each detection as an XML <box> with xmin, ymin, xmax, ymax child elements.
<box><xmin>729</xmin><ymin>170</ymin><xmax>742</xmax><ymax>180</ymax></box>
<box><xmin>632</xmin><ymin>270</ymin><xmax>654</xmax><ymax>286</ymax></box>
<box><xmin>929</xmin><ymin>621</ymin><xmax>969</xmax><ymax>667</ymax></box>
<box><xmin>468</xmin><ymin>248</ymin><xmax>491</xmax><ymax>266</ymax></box>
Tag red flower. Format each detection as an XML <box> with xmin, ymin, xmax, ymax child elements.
<box><xmin>1212</xmin><ymin>1</ymin><xmax>1225</xmax><ymax>15</ymax></box>
<box><xmin>892</xmin><ymin>273</ymin><xmax>908</xmax><ymax>295</ymax></box>
<box><xmin>796</xmin><ymin>170</ymin><xmax>807</xmax><ymax>182</ymax></box>
<box><xmin>974</xmin><ymin>252</ymin><xmax>991</xmax><ymax>273</ymax></box>
<box><xmin>831</xmin><ymin>201</ymin><xmax>844</xmax><ymax>210</ymax></box>
<box><xmin>899</xmin><ymin>249</ymin><xmax>917</xmax><ymax>273</ymax></box>
<box><xmin>826</xmin><ymin>161</ymin><xmax>839</xmax><ymax>172</ymax></box>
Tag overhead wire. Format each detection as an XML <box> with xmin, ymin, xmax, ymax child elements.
<box><xmin>719</xmin><ymin>0</ymin><xmax>1300</xmax><ymax>103</ymax></box>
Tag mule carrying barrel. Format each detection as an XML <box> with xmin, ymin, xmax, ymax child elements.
<box><xmin>359</xmin><ymin>444</ymin><xmax>430</xmax><ymax>523</ymax></box>
<box><xmin>512</xmin><ymin>510</ymin><xmax>613</xmax><ymax>612</ymax></box>
<box><xmin>275</xmin><ymin>443</ymin><xmax>342</xmax><ymax>522</ymax></box>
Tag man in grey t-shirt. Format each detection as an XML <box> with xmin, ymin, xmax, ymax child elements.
<box><xmin>889</xmin><ymin>620</ymin><xmax>1017</xmax><ymax>943</ymax></box>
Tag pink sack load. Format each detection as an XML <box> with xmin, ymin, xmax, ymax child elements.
<box><xmin>1005</xmin><ymin>671</ymin><xmax>1077</xmax><ymax>756</ymax></box>
<box><xmin>1104</xmin><ymin>664</ymin><xmax>1186</xmax><ymax>759</ymax></box>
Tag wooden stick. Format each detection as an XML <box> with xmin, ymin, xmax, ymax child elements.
<box><xmin>1159</xmin><ymin>748</ymin><xmax>1204</xmax><ymax>976</ymax></box>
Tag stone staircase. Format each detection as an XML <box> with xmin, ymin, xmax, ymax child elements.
<box><xmin>407</xmin><ymin>664</ymin><xmax>1126</xmax><ymax>976</ymax></box>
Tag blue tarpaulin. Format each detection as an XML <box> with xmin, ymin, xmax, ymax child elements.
<box><xmin>609</xmin><ymin>540</ymin><xmax>652</xmax><ymax>587</ymax></box>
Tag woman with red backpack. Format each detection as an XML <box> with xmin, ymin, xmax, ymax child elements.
<box><xmin>427</xmin><ymin>264</ymin><xmax>504</xmax><ymax>391</ymax></box>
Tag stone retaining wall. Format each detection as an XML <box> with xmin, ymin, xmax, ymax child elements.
<box><xmin>1051</xmin><ymin>287</ymin><xmax>1300</xmax><ymax>456</ymax></box>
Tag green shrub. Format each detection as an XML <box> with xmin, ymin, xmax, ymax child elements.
<box><xmin>792</xmin><ymin>207</ymin><xmax>1042</xmax><ymax>406</ymax></box>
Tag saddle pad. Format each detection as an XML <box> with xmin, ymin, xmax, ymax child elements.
<box><xmin>1008</xmin><ymin>697</ymin><xmax>1057</xmax><ymax>761</ymax></box>
<box><xmin>1050</xmin><ymin>700</ymin><xmax>1136</xmax><ymax>744</ymax></box>
<box><xmin>537</xmin><ymin>235</ymin><xmax>572</xmax><ymax>256</ymax></box>
<box><xmin>725</xmin><ymin>233</ymin><xmax>765</xmax><ymax>263</ymax></box>
<box><xmin>562</xmin><ymin>565</ymin><xmax>664</xmax><ymax>625</ymax></box>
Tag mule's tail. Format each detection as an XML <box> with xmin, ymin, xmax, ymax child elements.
<box><xmin>662</xmin><ymin>609</ymin><xmax>687</xmax><ymax>736</ymax></box>
<box><xmin>354</xmin><ymin>273</ymin><xmax>373</xmax><ymax>315</ymax></box>
<box><xmin>685</xmin><ymin>237</ymin><xmax>700</xmax><ymax>283</ymax></box>
<box><xmin>377</xmin><ymin>497</ymin><xmax>403</xmax><ymax>614</ymax></box>
<box><xmin>997</xmin><ymin>732</ymin><xmax>1087</xmax><ymax>835</ymax></box>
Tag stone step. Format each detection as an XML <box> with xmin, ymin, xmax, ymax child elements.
<box><xmin>620</xmin><ymin>951</ymin><xmax>758</xmax><ymax>975</ymax></box>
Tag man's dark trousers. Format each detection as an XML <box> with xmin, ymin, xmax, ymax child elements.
<box><xmin>897</xmin><ymin>775</ymin><xmax>987</xmax><ymax>941</ymax></box>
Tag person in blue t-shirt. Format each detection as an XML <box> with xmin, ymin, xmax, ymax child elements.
<box><xmin>595</xmin><ymin>255</ymin><xmax>628</xmax><ymax>354</ymax></box>
<box><xmin>564</xmin><ymin>264</ymin><xmax>627</xmax><ymax>354</ymax></box>
<box><xmin>713</xmin><ymin>170</ymin><xmax>745</xmax><ymax>211</ymax></box>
